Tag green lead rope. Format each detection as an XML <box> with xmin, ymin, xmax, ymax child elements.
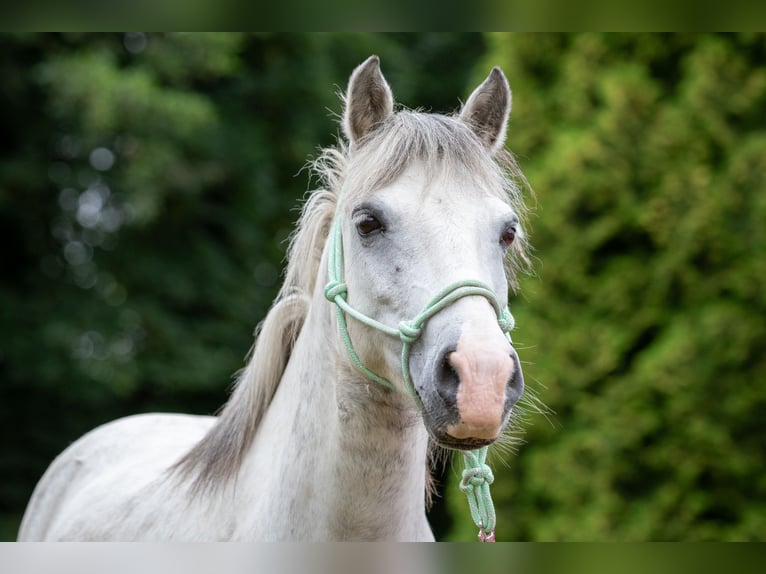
<box><xmin>325</xmin><ymin>216</ymin><xmax>513</xmax><ymax>542</ymax></box>
<box><xmin>460</xmin><ymin>446</ymin><xmax>496</xmax><ymax>541</ymax></box>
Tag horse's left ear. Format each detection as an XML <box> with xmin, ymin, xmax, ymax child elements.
<box><xmin>459</xmin><ymin>67</ymin><xmax>512</xmax><ymax>154</ymax></box>
<box><xmin>343</xmin><ymin>55</ymin><xmax>394</xmax><ymax>146</ymax></box>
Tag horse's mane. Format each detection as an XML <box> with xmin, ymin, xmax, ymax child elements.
<box><xmin>171</xmin><ymin>108</ymin><xmax>531</xmax><ymax>495</ymax></box>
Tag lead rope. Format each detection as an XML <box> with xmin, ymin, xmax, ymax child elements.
<box><xmin>460</xmin><ymin>446</ymin><xmax>496</xmax><ymax>541</ymax></box>
<box><xmin>324</xmin><ymin>216</ymin><xmax>514</xmax><ymax>542</ymax></box>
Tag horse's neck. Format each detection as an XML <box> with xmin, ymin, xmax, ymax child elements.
<box><xmin>235</xmin><ymin>280</ymin><xmax>432</xmax><ymax>541</ymax></box>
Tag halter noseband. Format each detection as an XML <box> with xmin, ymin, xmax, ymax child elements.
<box><xmin>324</xmin><ymin>214</ymin><xmax>516</xmax><ymax>541</ymax></box>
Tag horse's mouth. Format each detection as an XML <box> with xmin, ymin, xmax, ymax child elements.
<box><xmin>417</xmin><ymin>388</ymin><xmax>505</xmax><ymax>451</ymax></box>
<box><xmin>429</xmin><ymin>430</ymin><xmax>498</xmax><ymax>451</ymax></box>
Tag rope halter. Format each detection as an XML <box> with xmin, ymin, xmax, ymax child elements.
<box><xmin>324</xmin><ymin>214</ymin><xmax>516</xmax><ymax>541</ymax></box>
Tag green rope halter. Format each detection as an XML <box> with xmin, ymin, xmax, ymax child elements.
<box><xmin>324</xmin><ymin>215</ymin><xmax>515</xmax><ymax>542</ymax></box>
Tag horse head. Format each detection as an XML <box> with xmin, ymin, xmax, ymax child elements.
<box><xmin>329</xmin><ymin>55</ymin><xmax>527</xmax><ymax>451</ymax></box>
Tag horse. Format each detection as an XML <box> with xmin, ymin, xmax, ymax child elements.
<box><xmin>18</xmin><ymin>55</ymin><xmax>530</xmax><ymax>541</ymax></box>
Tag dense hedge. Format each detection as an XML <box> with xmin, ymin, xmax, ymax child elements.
<box><xmin>448</xmin><ymin>33</ymin><xmax>766</xmax><ymax>541</ymax></box>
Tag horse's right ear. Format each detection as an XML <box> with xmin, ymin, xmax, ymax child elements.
<box><xmin>459</xmin><ymin>67</ymin><xmax>512</xmax><ymax>154</ymax></box>
<box><xmin>343</xmin><ymin>55</ymin><xmax>394</xmax><ymax>146</ymax></box>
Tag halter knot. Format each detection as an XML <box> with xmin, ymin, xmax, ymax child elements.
<box><xmin>398</xmin><ymin>320</ymin><xmax>422</xmax><ymax>345</ymax></box>
<box><xmin>459</xmin><ymin>463</ymin><xmax>495</xmax><ymax>492</ymax></box>
<box><xmin>498</xmin><ymin>308</ymin><xmax>515</xmax><ymax>333</ymax></box>
<box><xmin>323</xmin><ymin>280</ymin><xmax>347</xmax><ymax>302</ymax></box>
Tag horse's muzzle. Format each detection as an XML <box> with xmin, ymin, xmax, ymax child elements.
<box><xmin>425</xmin><ymin>343</ymin><xmax>523</xmax><ymax>450</ymax></box>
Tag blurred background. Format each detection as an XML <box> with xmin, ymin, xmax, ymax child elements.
<box><xmin>1</xmin><ymin>33</ymin><xmax>764</xmax><ymax>541</ymax></box>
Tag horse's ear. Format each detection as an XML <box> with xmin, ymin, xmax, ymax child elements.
<box><xmin>343</xmin><ymin>55</ymin><xmax>394</xmax><ymax>145</ymax></box>
<box><xmin>459</xmin><ymin>67</ymin><xmax>512</xmax><ymax>154</ymax></box>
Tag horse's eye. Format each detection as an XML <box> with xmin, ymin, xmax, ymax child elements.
<box><xmin>500</xmin><ymin>226</ymin><xmax>516</xmax><ymax>249</ymax></box>
<box><xmin>356</xmin><ymin>214</ymin><xmax>383</xmax><ymax>237</ymax></box>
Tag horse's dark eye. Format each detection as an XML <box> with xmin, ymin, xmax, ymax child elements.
<box><xmin>356</xmin><ymin>215</ymin><xmax>383</xmax><ymax>237</ymax></box>
<box><xmin>501</xmin><ymin>227</ymin><xmax>516</xmax><ymax>248</ymax></box>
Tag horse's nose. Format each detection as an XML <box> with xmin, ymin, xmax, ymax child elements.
<box><xmin>435</xmin><ymin>344</ymin><xmax>523</xmax><ymax>441</ymax></box>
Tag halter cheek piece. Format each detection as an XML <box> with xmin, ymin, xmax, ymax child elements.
<box><xmin>324</xmin><ymin>215</ymin><xmax>516</xmax><ymax>542</ymax></box>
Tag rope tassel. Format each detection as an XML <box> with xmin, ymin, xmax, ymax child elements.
<box><xmin>460</xmin><ymin>446</ymin><xmax>496</xmax><ymax>542</ymax></box>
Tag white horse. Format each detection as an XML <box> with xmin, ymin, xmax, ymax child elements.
<box><xmin>18</xmin><ymin>55</ymin><xmax>530</xmax><ymax>541</ymax></box>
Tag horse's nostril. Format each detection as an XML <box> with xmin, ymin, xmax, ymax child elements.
<box><xmin>440</xmin><ymin>354</ymin><xmax>459</xmax><ymax>383</ymax></box>
<box><xmin>436</xmin><ymin>351</ymin><xmax>460</xmax><ymax>407</ymax></box>
<box><xmin>506</xmin><ymin>352</ymin><xmax>525</xmax><ymax>406</ymax></box>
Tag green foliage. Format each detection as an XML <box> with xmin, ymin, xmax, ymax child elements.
<box><xmin>447</xmin><ymin>33</ymin><xmax>766</xmax><ymax>541</ymax></box>
<box><xmin>0</xmin><ymin>32</ymin><xmax>487</xmax><ymax>540</ymax></box>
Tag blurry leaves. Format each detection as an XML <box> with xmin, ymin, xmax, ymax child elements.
<box><xmin>36</xmin><ymin>39</ymin><xmax>228</xmax><ymax>224</ymax></box>
<box><xmin>139</xmin><ymin>33</ymin><xmax>244</xmax><ymax>83</ymax></box>
<box><xmin>37</xmin><ymin>50</ymin><xmax>217</xmax><ymax>139</ymax></box>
